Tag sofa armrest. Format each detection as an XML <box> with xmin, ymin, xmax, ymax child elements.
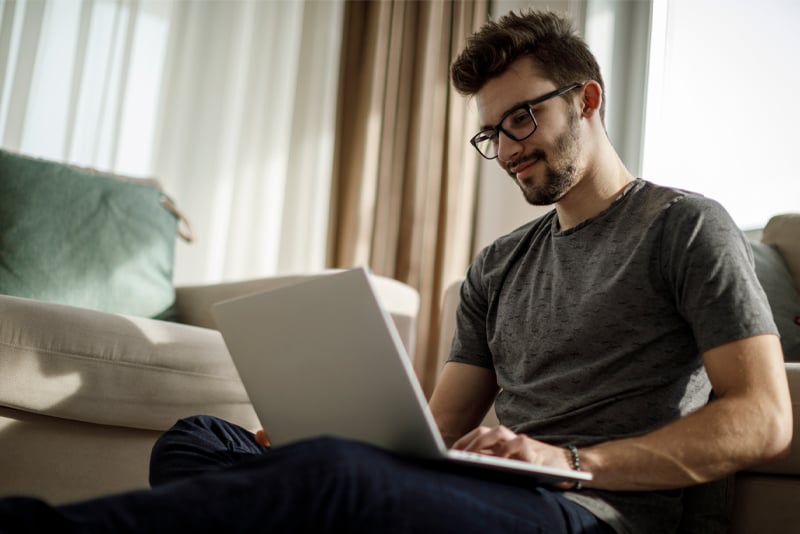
<box><xmin>0</xmin><ymin>294</ymin><xmax>258</xmax><ymax>432</ymax></box>
<box><xmin>175</xmin><ymin>272</ymin><xmax>420</xmax><ymax>361</ymax></box>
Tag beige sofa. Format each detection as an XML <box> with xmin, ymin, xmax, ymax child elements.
<box><xmin>0</xmin><ymin>273</ymin><xmax>420</xmax><ymax>505</ymax></box>
<box><xmin>435</xmin><ymin>213</ymin><xmax>800</xmax><ymax>534</ymax></box>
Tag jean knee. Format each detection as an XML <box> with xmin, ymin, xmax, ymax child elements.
<box><xmin>154</xmin><ymin>415</ymin><xmax>258</xmax><ymax>451</ymax></box>
<box><xmin>151</xmin><ymin>416</ymin><xmax>214</xmax><ymax>456</ymax></box>
<box><xmin>149</xmin><ymin>415</ymin><xmax>265</xmax><ymax>487</ymax></box>
<box><xmin>165</xmin><ymin>415</ymin><xmax>227</xmax><ymax>436</ymax></box>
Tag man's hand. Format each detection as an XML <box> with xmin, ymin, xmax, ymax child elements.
<box><xmin>254</xmin><ymin>429</ymin><xmax>271</xmax><ymax>447</ymax></box>
<box><xmin>453</xmin><ymin>425</ymin><xmax>566</xmax><ymax>466</ymax></box>
<box><xmin>452</xmin><ymin>424</ymin><xmax>576</xmax><ymax>488</ymax></box>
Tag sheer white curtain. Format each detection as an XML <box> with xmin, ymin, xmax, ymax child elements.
<box><xmin>0</xmin><ymin>0</ymin><xmax>343</xmax><ymax>284</ymax></box>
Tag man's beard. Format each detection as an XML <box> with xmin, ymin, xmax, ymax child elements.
<box><xmin>506</xmin><ymin>111</ymin><xmax>581</xmax><ymax>206</ymax></box>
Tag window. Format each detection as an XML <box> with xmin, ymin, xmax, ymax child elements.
<box><xmin>642</xmin><ymin>0</ymin><xmax>800</xmax><ymax>230</ymax></box>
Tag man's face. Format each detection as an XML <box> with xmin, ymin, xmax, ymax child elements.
<box><xmin>475</xmin><ymin>57</ymin><xmax>583</xmax><ymax>206</ymax></box>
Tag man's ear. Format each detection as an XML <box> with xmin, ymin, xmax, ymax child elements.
<box><xmin>581</xmin><ymin>81</ymin><xmax>602</xmax><ymax>118</ymax></box>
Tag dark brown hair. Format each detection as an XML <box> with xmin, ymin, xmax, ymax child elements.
<box><xmin>451</xmin><ymin>10</ymin><xmax>606</xmax><ymax>121</ymax></box>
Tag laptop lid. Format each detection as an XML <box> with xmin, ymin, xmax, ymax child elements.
<box><xmin>212</xmin><ymin>268</ymin><xmax>445</xmax><ymax>458</ymax></box>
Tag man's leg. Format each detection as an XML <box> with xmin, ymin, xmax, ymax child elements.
<box><xmin>1</xmin><ymin>436</ymin><xmax>613</xmax><ymax>533</ymax></box>
<box><xmin>149</xmin><ymin>415</ymin><xmax>268</xmax><ymax>486</ymax></box>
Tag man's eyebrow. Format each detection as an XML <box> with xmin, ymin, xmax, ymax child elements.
<box><xmin>478</xmin><ymin>99</ymin><xmax>534</xmax><ymax>131</ymax></box>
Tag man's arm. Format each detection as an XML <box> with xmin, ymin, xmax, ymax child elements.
<box><xmin>429</xmin><ymin>361</ymin><xmax>499</xmax><ymax>447</ymax></box>
<box><xmin>454</xmin><ymin>334</ymin><xmax>793</xmax><ymax>491</ymax></box>
<box><xmin>582</xmin><ymin>333</ymin><xmax>792</xmax><ymax>490</ymax></box>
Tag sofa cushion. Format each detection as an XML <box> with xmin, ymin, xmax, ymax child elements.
<box><xmin>751</xmin><ymin>241</ymin><xmax>800</xmax><ymax>361</ymax></box>
<box><xmin>0</xmin><ymin>294</ymin><xmax>259</xmax><ymax>431</ymax></box>
<box><xmin>732</xmin><ymin>472</ymin><xmax>800</xmax><ymax>534</ymax></box>
<box><xmin>0</xmin><ymin>149</ymin><xmax>180</xmax><ymax>319</ymax></box>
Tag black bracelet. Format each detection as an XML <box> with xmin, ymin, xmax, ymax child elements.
<box><xmin>566</xmin><ymin>445</ymin><xmax>583</xmax><ymax>491</ymax></box>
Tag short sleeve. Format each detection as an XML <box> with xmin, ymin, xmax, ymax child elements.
<box><xmin>448</xmin><ymin>249</ymin><xmax>494</xmax><ymax>368</ymax></box>
<box><xmin>660</xmin><ymin>196</ymin><xmax>777</xmax><ymax>353</ymax></box>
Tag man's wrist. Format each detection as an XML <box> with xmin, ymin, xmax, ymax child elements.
<box><xmin>565</xmin><ymin>445</ymin><xmax>583</xmax><ymax>490</ymax></box>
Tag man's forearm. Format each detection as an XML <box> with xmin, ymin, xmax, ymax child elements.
<box><xmin>430</xmin><ymin>362</ymin><xmax>499</xmax><ymax>447</ymax></box>
<box><xmin>580</xmin><ymin>375</ymin><xmax>792</xmax><ymax>490</ymax></box>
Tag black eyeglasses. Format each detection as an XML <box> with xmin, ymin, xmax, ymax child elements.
<box><xmin>470</xmin><ymin>82</ymin><xmax>584</xmax><ymax>160</ymax></box>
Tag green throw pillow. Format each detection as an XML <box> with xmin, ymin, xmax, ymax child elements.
<box><xmin>0</xmin><ymin>149</ymin><xmax>180</xmax><ymax>319</ymax></box>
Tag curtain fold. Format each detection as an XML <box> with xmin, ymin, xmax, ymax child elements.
<box><xmin>152</xmin><ymin>0</ymin><xmax>345</xmax><ymax>283</ymax></box>
<box><xmin>329</xmin><ymin>0</ymin><xmax>488</xmax><ymax>394</ymax></box>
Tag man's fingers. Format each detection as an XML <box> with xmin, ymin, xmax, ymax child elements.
<box><xmin>453</xmin><ymin>425</ymin><xmax>515</xmax><ymax>453</ymax></box>
<box><xmin>452</xmin><ymin>426</ymin><xmax>490</xmax><ymax>450</ymax></box>
<box><xmin>493</xmin><ymin>435</ymin><xmax>537</xmax><ymax>461</ymax></box>
<box><xmin>254</xmin><ymin>429</ymin><xmax>271</xmax><ymax>447</ymax></box>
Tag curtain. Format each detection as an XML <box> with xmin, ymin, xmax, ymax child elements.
<box><xmin>329</xmin><ymin>0</ymin><xmax>488</xmax><ymax>394</ymax></box>
<box><xmin>0</xmin><ymin>0</ymin><xmax>344</xmax><ymax>285</ymax></box>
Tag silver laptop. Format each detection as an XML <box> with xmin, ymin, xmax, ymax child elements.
<box><xmin>211</xmin><ymin>267</ymin><xmax>591</xmax><ymax>485</ymax></box>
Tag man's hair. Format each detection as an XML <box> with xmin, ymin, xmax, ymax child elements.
<box><xmin>451</xmin><ymin>10</ymin><xmax>606</xmax><ymax>121</ymax></box>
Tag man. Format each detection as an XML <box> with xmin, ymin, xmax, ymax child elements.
<box><xmin>429</xmin><ymin>9</ymin><xmax>793</xmax><ymax>533</ymax></box>
<box><xmin>0</xmin><ymin>9</ymin><xmax>792</xmax><ymax>534</ymax></box>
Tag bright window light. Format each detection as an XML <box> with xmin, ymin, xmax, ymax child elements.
<box><xmin>642</xmin><ymin>0</ymin><xmax>800</xmax><ymax>230</ymax></box>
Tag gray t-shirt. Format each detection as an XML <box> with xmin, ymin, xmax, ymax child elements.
<box><xmin>449</xmin><ymin>179</ymin><xmax>777</xmax><ymax>534</ymax></box>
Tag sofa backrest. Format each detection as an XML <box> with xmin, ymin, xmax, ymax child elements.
<box><xmin>176</xmin><ymin>271</ymin><xmax>421</xmax><ymax>362</ymax></box>
<box><xmin>762</xmin><ymin>214</ymin><xmax>800</xmax><ymax>290</ymax></box>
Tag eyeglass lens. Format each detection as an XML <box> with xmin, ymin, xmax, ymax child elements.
<box><xmin>474</xmin><ymin>109</ymin><xmax>536</xmax><ymax>159</ymax></box>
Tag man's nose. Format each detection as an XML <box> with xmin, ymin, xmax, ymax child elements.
<box><xmin>496</xmin><ymin>131</ymin><xmax>523</xmax><ymax>164</ymax></box>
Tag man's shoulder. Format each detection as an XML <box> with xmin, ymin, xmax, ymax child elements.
<box><xmin>635</xmin><ymin>179</ymin><xmax>701</xmax><ymax>207</ymax></box>
<box><xmin>631</xmin><ymin>180</ymin><xmax>728</xmax><ymax>225</ymax></box>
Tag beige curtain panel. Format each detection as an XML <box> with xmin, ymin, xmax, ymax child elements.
<box><xmin>328</xmin><ymin>0</ymin><xmax>488</xmax><ymax>394</ymax></box>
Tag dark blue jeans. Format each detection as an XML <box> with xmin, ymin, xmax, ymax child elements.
<box><xmin>0</xmin><ymin>415</ymin><xmax>614</xmax><ymax>533</ymax></box>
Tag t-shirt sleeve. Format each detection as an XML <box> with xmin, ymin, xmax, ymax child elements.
<box><xmin>447</xmin><ymin>249</ymin><xmax>494</xmax><ymax>368</ymax></box>
<box><xmin>660</xmin><ymin>195</ymin><xmax>778</xmax><ymax>353</ymax></box>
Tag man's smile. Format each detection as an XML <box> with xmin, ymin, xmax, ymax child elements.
<box><xmin>514</xmin><ymin>159</ymin><xmax>537</xmax><ymax>180</ymax></box>
<box><xmin>508</xmin><ymin>154</ymin><xmax>543</xmax><ymax>181</ymax></box>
